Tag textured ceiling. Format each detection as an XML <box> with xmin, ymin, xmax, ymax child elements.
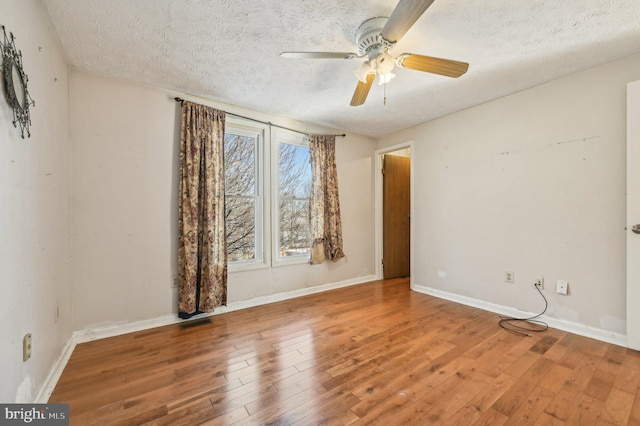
<box><xmin>43</xmin><ymin>0</ymin><xmax>640</xmax><ymax>137</ymax></box>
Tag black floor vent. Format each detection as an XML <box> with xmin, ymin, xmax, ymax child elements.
<box><xmin>179</xmin><ymin>318</ymin><xmax>212</xmax><ymax>329</ymax></box>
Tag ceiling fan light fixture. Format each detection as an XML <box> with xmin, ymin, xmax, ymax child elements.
<box><xmin>374</xmin><ymin>50</ymin><xmax>396</xmax><ymax>85</ymax></box>
<box><xmin>378</xmin><ymin>72</ymin><xmax>395</xmax><ymax>85</ymax></box>
<box><xmin>376</xmin><ymin>51</ymin><xmax>395</xmax><ymax>75</ymax></box>
<box><xmin>354</xmin><ymin>60</ymin><xmax>374</xmax><ymax>83</ymax></box>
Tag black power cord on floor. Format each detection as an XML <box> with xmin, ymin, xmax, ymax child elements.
<box><xmin>498</xmin><ymin>282</ymin><xmax>549</xmax><ymax>336</ymax></box>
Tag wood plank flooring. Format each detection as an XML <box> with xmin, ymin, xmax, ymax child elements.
<box><xmin>50</xmin><ymin>278</ymin><xmax>640</xmax><ymax>425</ymax></box>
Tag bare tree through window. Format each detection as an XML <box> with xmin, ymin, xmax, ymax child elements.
<box><xmin>278</xmin><ymin>142</ymin><xmax>312</xmax><ymax>258</ymax></box>
<box><xmin>224</xmin><ymin>132</ymin><xmax>258</xmax><ymax>262</ymax></box>
<box><xmin>223</xmin><ymin>129</ymin><xmax>312</xmax><ymax>263</ymax></box>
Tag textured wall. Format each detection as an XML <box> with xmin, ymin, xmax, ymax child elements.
<box><xmin>0</xmin><ymin>0</ymin><xmax>72</xmax><ymax>403</ymax></box>
<box><xmin>377</xmin><ymin>53</ymin><xmax>640</xmax><ymax>336</ymax></box>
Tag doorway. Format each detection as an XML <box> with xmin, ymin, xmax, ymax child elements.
<box><xmin>375</xmin><ymin>143</ymin><xmax>413</xmax><ymax>281</ymax></box>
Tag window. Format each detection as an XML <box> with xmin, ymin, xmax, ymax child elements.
<box><xmin>224</xmin><ymin>125</ymin><xmax>263</xmax><ymax>264</ymax></box>
<box><xmin>276</xmin><ymin>137</ymin><xmax>312</xmax><ymax>261</ymax></box>
<box><xmin>223</xmin><ymin>122</ymin><xmax>312</xmax><ymax>269</ymax></box>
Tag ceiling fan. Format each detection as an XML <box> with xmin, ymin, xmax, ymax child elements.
<box><xmin>281</xmin><ymin>0</ymin><xmax>469</xmax><ymax>106</ymax></box>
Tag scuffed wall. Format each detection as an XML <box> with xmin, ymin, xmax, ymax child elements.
<box><xmin>0</xmin><ymin>0</ymin><xmax>71</xmax><ymax>402</ymax></box>
<box><xmin>377</xmin><ymin>53</ymin><xmax>640</xmax><ymax>335</ymax></box>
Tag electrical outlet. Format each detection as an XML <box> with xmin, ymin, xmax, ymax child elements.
<box><xmin>556</xmin><ymin>279</ymin><xmax>569</xmax><ymax>295</ymax></box>
<box><xmin>23</xmin><ymin>333</ymin><xmax>32</xmax><ymax>362</ymax></box>
<box><xmin>534</xmin><ymin>277</ymin><xmax>544</xmax><ymax>289</ymax></box>
<box><xmin>505</xmin><ymin>271</ymin><xmax>514</xmax><ymax>283</ymax></box>
<box><xmin>172</xmin><ymin>276</ymin><xmax>179</xmax><ymax>288</ymax></box>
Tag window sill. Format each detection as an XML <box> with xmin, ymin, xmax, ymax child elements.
<box><xmin>228</xmin><ymin>261</ymin><xmax>269</xmax><ymax>273</ymax></box>
<box><xmin>228</xmin><ymin>255</ymin><xmax>312</xmax><ymax>273</ymax></box>
<box><xmin>272</xmin><ymin>256</ymin><xmax>311</xmax><ymax>268</ymax></box>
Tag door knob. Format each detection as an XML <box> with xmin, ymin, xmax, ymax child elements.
<box><xmin>633</xmin><ymin>225</ymin><xmax>640</xmax><ymax>234</ymax></box>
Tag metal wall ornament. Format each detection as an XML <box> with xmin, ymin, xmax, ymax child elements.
<box><xmin>1</xmin><ymin>25</ymin><xmax>35</xmax><ymax>138</ymax></box>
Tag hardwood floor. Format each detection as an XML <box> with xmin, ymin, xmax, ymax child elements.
<box><xmin>50</xmin><ymin>278</ymin><xmax>640</xmax><ymax>425</ymax></box>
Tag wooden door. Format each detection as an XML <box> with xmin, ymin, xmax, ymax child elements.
<box><xmin>628</xmin><ymin>81</ymin><xmax>640</xmax><ymax>350</ymax></box>
<box><xmin>383</xmin><ymin>154</ymin><xmax>410</xmax><ymax>279</ymax></box>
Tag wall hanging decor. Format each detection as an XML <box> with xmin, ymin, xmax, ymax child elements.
<box><xmin>1</xmin><ymin>25</ymin><xmax>35</xmax><ymax>138</ymax></box>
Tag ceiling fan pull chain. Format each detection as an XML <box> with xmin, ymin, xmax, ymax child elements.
<box><xmin>384</xmin><ymin>80</ymin><xmax>387</xmax><ymax>106</ymax></box>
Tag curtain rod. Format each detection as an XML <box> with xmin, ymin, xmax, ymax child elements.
<box><xmin>174</xmin><ymin>97</ymin><xmax>345</xmax><ymax>138</ymax></box>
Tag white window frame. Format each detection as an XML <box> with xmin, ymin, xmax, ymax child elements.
<box><xmin>271</xmin><ymin>128</ymin><xmax>312</xmax><ymax>266</ymax></box>
<box><xmin>225</xmin><ymin>118</ymin><xmax>271</xmax><ymax>272</ymax></box>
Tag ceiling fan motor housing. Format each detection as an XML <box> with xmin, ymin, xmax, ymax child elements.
<box><xmin>355</xmin><ymin>17</ymin><xmax>395</xmax><ymax>56</ymax></box>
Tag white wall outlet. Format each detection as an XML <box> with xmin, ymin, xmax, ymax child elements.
<box><xmin>505</xmin><ymin>271</ymin><xmax>514</xmax><ymax>283</ymax></box>
<box><xmin>534</xmin><ymin>277</ymin><xmax>544</xmax><ymax>289</ymax></box>
<box><xmin>172</xmin><ymin>276</ymin><xmax>179</xmax><ymax>288</ymax></box>
<box><xmin>556</xmin><ymin>279</ymin><xmax>569</xmax><ymax>295</ymax></box>
<box><xmin>23</xmin><ymin>333</ymin><xmax>32</xmax><ymax>362</ymax></box>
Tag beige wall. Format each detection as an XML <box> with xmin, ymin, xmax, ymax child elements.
<box><xmin>69</xmin><ymin>70</ymin><xmax>376</xmax><ymax>330</ymax></box>
<box><xmin>378</xmin><ymin>53</ymin><xmax>640</xmax><ymax>335</ymax></box>
<box><xmin>0</xmin><ymin>0</ymin><xmax>72</xmax><ymax>402</ymax></box>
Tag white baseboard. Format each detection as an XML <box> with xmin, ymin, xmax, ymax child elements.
<box><xmin>214</xmin><ymin>275</ymin><xmax>377</xmax><ymax>315</ymax></box>
<box><xmin>411</xmin><ymin>283</ymin><xmax>627</xmax><ymax>348</ymax></box>
<box><xmin>74</xmin><ymin>314</ymin><xmax>180</xmax><ymax>344</ymax></box>
<box><xmin>34</xmin><ymin>336</ymin><xmax>77</xmax><ymax>403</ymax></box>
<box><xmin>40</xmin><ymin>274</ymin><xmax>375</xmax><ymax>402</ymax></box>
<box><xmin>74</xmin><ymin>274</ymin><xmax>376</xmax><ymax>344</ymax></box>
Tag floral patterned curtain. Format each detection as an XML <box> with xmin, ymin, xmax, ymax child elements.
<box><xmin>309</xmin><ymin>135</ymin><xmax>346</xmax><ymax>264</ymax></box>
<box><xmin>178</xmin><ymin>101</ymin><xmax>227</xmax><ymax>318</ymax></box>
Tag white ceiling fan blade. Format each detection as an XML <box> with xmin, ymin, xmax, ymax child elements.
<box><xmin>381</xmin><ymin>0</ymin><xmax>436</xmax><ymax>44</ymax></box>
<box><xmin>280</xmin><ymin>52</ymin><xmax>359</xmax><ymax>59</ymax></box>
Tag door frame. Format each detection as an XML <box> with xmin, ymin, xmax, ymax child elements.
<box><xmin>627</xmin><ymin>81</ymin><xmax>640</xmax><ymax>350</ymax></box>
<box><xmin>374</xmin><ymin>141</ymin><xmax>415</xmax><ymax>282</ymax></box>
